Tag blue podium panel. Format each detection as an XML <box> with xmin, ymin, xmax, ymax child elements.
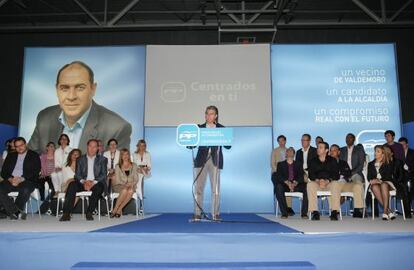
<box><xmin>144</xmin><ymin>126</ymin><xmax>274</xmax><ymax>213</ymax></box>
<box><xmin>72</xmin><ymin>261</ymin><xmax>316</xmax><ymax>270</ymax></box>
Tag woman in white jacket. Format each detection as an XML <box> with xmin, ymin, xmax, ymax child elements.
<box><xmin>51</xmin><ymin>134</ymin><xmax>72</xmax><ymax>194</ymax></box>
<box><xmin>132</xmin><ymin>139</ymin><xmax>151</xmax><ymax>201</ymax></box>
<box><xmin>103</xmin><ymin>138</ymin><xmax>120</xmax><ymax>192</ymax></box>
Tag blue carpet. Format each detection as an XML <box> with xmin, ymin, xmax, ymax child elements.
<box><xmin>92</xmin><ymin>213</ymin><xmax>300</xmax><ymax>234</ymax></box>
<box><xmin>71</xmin><ymin>261</ymin><xmax>315</xmax><ymax>270</ymax></box>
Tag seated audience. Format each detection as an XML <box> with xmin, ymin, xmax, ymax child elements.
<box><xmin>61</xmin><ymin>149</ymin><xmax>82</xmax><ymax>193</ymax></box>
<box><xmin>51</xmin><ymin>134</ymin><xmax>72</xmax><ymax>195</ymax></box>
<box><xmin>296</xmin><ymin>134</ymin><xmax>317</xmax><ymax>182</ymax></box>
<box><xmin>315</xmin><ymin>136</ymin><xmax>324</xmax><ymax>147</ymax></box>
<box><xmin>60</xmin><ymin>139</ymin><xmax>107</xmax><ymax>221</ymax></box>
<box><xmin>274</xmin><ymin>147</ymin><xmax>308</xmax><ymax>218</ymax></box>
<box><xmin>339</xmin><ymin>133</ymin><xmax>366</xmax><ymax>184</ymax></box>
<box><xmin>367</xmin><ymin>145</ymin><xmax>402</xmax><ymax>220</ymax></box>
<box><xmin>133</xmin><ymin>139</ymin><xmax>152</xmax><ymax>177</ymax></box>
<box><xmin>398</xmin><ymin>137</ymin><xmax>414</xmax><ymax>212</ymax></box>
<box><xmin>0</xmin><ymin>137</ymin><xmax>41</xmax><ymax>220</ymax></box>
<box><xmin>39</xmin><ymin>142</ymin><xmax>56</xmax><ymax>200</ymax></box>
<box><xmin>111</xmin><ymin>149</ymin><xmax>140</xmax><ymax>218</ymax></box>
<box><xmin>103</xmin><ymin>138</ymin><xmax>120</xmax><ymax>192</ymax></box>
<box><xmin>307</xmin><ymin>142</ymin><xmax>341</xmax><ymax>221</ymax></box>
<box><xmin>97</xmin><ymin>139</ymin><xmax>105</xmax><ymax>155</ymax></box>
<box><xmin>2</xmin><ymin>138</ymin><xmax>15</xmax><ymax>162</ymax></box>
<box><xmin>330</xmin><ymin>144</ymin><xmax>364</xmax><ymax>218</ymax></box>
<box><xmin>271</xmin><ymin>135</ymin><xmax>288</xmax><ymax>175</ymax></box>
<box><xmin>271</xmin><ymin>135</ymin><xmax>294</xmax><ymax>215</ymax></box>
<box><xmin>384</xmin><ymin>130</ymin><xmax>405</xmax><ymax>162</ymax></box>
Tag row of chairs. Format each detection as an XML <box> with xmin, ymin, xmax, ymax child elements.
<box><xmin>7</xmin><ymin>177</ymin><xmax>145</xmax><ymax>220</ymax></box>
<box><xmin>55</xmin><ymin>188</ymin><xmax>144</xmax><ymax>221</ymax></box>
<box><xmin>8</xmin><ymin>189</ymin><xmax>42</xmax><ymax>218</ymax></box>
<box><xmin>275</xmin><ymin>175</ymin><xmax>407</xmax><ymax>220</ymax></box>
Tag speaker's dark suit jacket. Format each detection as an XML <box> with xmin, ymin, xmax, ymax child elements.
<box><xmin>193</xmin><ymin>123</ymin><xmax>231</xmax><ymax>170</ymax></box>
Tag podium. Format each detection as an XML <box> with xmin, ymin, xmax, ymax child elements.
<box><xmin>177</xmin><ymin>124</ymin><xmax>233</xmax><ymax>221</ymax></box>
<box><xmin>176</xmin><ymin>124</ymin><xmax>233</xmax><ymax>147</ymax></box>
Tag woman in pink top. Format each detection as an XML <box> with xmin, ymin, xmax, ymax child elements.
<box><xmin>39</xmin><ymin>142</ymin><xmax>56</xmax><ymax>201</ymax></box>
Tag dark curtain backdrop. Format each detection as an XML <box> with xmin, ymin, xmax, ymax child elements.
<box><xmin>0</xmin><ymin>28</ymin><xmax>413</xmax><ymax>126</ymax></box>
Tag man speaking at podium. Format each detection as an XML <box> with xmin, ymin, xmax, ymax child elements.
<box><xmin>192</xmin><ymin>106</ymin><xmax>231</xmax><ymax>222</ymax></box>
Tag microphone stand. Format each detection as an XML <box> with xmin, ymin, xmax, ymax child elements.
<box><xmin>214</xmin><ymin>145</ymin><xmax>222</xmax><ymax>222</ymax></box>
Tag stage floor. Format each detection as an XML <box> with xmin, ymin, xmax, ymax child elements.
<box><xmin>1</xmin><ymin>213</ymin><xmax>413</xmax><ymax>234</ymax></box>
<box><xmin>1</xmin><ymin>213</ymin><xmax>414</xmax><ymax>270</ymax></box>
<box><xmin>260</xmin><ymin>214</ymin><xmax>414</xmax><ymax>234</ymax></box>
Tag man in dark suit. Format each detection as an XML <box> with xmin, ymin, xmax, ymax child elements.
<box><xmin>191</xmin><ymin>106</ymin><xmax>231</xmax><ymax>221</ymax></box>
<box><xmin>28</xmin><ymin>61</ymin><xmax>131</xmax><ymax>154</ymax></box>
<box><xmin>295</xmin><ymin>134</ymin><xmax>317</xmax><ymax>181</ymax></box>
<box><xmin>193</xmin><ymin>122</ymin><xmax>231</xmax><ymax>170</ymax></box>
<box><xmin>339</xmin><ymin>133</ymin><xmax>366</xmax><ymax>184</ymax></box>
<box><xmin>0</xmin><ymin>137</ymin><xmax>41</xmax><ymax>219</ymax></box>
<box><xmin>273</xmin><ymin>147</ymin><xmax>308</xmax><ymax>218</ymax></box>
<box><xmin>60</xmin><ymin>139</ymin><xmax>107</xmax><ymax>221</ymax></box>
<box><xmin>398</xmin><ymin>137</ymin><xmax>414</xmax><ymax>216</ymax></box>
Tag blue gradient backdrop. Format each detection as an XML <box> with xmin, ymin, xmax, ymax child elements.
<box><xmin>144</xmin><ymin>127</ymin><xmax>274</xmax><ymax>213</ymax></box>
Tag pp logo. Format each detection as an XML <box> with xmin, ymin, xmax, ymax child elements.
<box><xmin>356</xmin><ymin>129</ymin><xmax>386</xmax><ymax>159</ymax></box>
<box><xmin>177</xmin><ymin>124</ymin><xmax>200</xmax><ymax>147</ymax></box>
<box><xmin>161</xmin><ymin>82</ymin><xmax>186</xmax><ymax>103</ymax></box>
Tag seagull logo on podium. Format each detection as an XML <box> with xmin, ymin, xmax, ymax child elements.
<box><xmin>177</xmin><ymin>124</ymin><xmax>200</xmax><ymax>147</ymax></box>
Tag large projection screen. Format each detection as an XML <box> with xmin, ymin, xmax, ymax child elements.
<box><xmin>145</xmin><ymin>44</ymin><xmax>272</xmax><ymax>127</ymax></box>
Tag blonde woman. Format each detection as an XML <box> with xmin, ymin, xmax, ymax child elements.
<box><xmin>132</xmin><ymin>139</ymin><xmax>151</xmax><ymax>177</ymax></box>
<box><xmin>367</xmin><ymin>145</ymin><xmax>399</xmax><ymax>220</ymax></box>
<box><xmin>111</xmin><ymin>149</ymin><xmax>140</xmax><ymax>218</ymax></box>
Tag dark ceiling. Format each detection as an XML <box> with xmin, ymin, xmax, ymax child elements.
<box><xmin>0</xmin><ymin>0</ymin><xmax>413</xmax><ymax>32</ymax></box>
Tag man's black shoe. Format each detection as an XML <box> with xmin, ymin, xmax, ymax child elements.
<box><xmin>9</xmin><ymin>213</ymin><xmax>19</xmax><ymax>220</ymax></box>
<box><xmin>59</xmin><ymin>213</ymin><xmax>71</xmax><ymax>222</ymax></box>
<box><xmin>311</xmin><ymin>211</ymin><xmax>320</xmax><ymax>221</ymax></box>
<box><xmin>330</xmin><ymin>210</ymin><xmax>339</xmax><ymax>221</ymax></box>
<box><xmin>287</xmin><ymin>207</ymin><xmax>295</xmax><ymax>216</ymax></box>
<box><xmin>281</xmin><ymin>214</ymin><xmax>288</xmax><ymax>219</ymax></box>
<box><xmin>301</xmin><ymin>214</ymin><xmax>309</xmax><ymax>219</ymax></box>
<box><xmin>86</xmin><ymin>213</ymin><xmax>94</xmax><ymax>221</ymax></box>
<box><xmin>18</xmin><ymin>212</ymin><xmax>27</xmax><ymax>220</ymax></box>
<box><xmin>352</xmin><ymin>208</ymin><xmax>363</xmax><ymax>218</ymax></box>
<box><xmin>0</xmin><ymin>211</ymin><xmax>7</xmax><ymax>219</ymax></box>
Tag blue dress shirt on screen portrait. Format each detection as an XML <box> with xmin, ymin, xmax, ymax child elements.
<box><xmin>58</xmin><ymin>105</ymin><xmax>92</xmax><ymax>149</ymax></box>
